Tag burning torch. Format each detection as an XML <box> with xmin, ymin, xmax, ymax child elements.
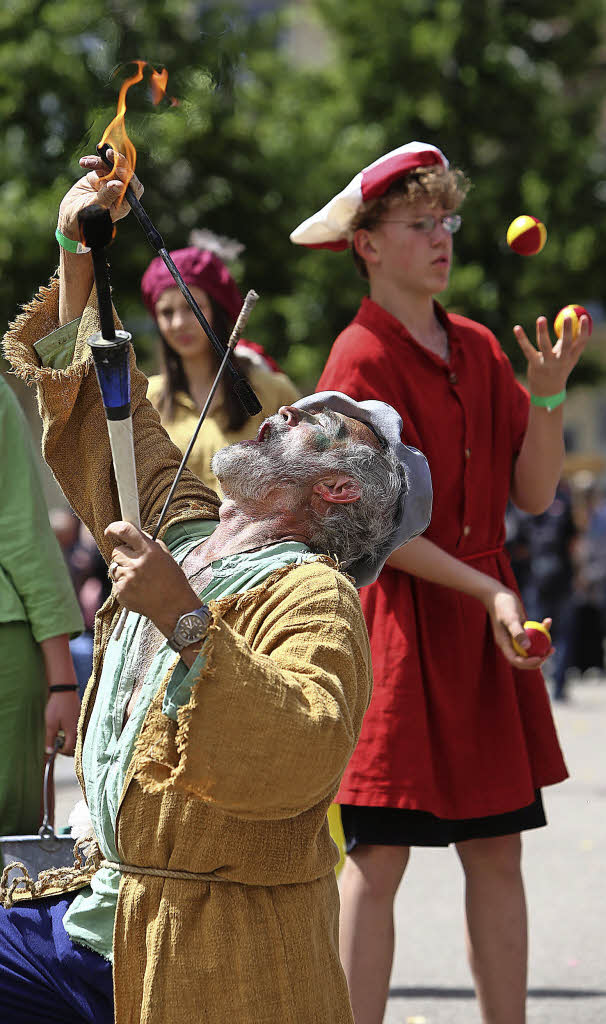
<box><xmin>79</xmin><ymin>62</ymin><xmax>262</xmax><ymax>634</ymax></box>
<box><xmin>93</xmin><ymin>60</ymin><xmax>260</xmax><ymax>417</ymax></box>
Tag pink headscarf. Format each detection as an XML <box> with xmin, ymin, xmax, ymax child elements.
<box><xmin>140</xmin><ymin>247</ymin><xmax>243</xmax><ymax>323</ymax></box>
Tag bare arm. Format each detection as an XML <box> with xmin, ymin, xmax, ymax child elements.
<box><xmin>511</xmin><ymin>315</ymin><xmax>589</xmax><ymax>514</ymax></box>
<box><xmin>386</xmin><ymin>536</ymin><xmax>550</xmax><ymax>669</ymax></box>
<box><xmin>511</xmin><ymin>402</ymin><xmax>564</xmax><ymax>515</ymax></box>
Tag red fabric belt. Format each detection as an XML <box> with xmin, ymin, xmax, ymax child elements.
<box><xmin>460</xmin><ymin>546</ymin><xmax>504</xmax><ymax>563</ymax></box>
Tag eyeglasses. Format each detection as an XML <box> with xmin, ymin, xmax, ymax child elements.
<box><xmin>380</xmin><ymin>213</ymin><xmax>462</xmax><ymax>235</ymax></box>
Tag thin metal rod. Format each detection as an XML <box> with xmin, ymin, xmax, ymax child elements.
<box><xmin>96</xmin><ymin>145</ymin><xmax>261</xmax><ymax>416</ymax></box>
<box><xmin>152</xmin><ymin>289</ymin><xmax>259</xmax><ymax>542</ymax></box>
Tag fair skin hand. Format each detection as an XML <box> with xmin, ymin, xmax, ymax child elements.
<box><xmin>40</xmin><ymin>633</ymin><xmax>80</xmax><ymax>755</ymax></box>
<box><xmin>106</xmin><ymin>522</ymin><xmax>203</xmax><ymax>665</ymax></box>
<box><xmin>57</xmin><ymin>149</ymin><xmax>143</xmax><ymax>325</ymax></box>
<box><xmin>512</xmin><ymin>313</ymin><xmax>590</xmax><ymax>514</ymax></box>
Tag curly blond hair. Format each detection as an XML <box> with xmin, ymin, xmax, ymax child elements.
<box><xmin>351</xmin><ymin>165</ymin><xmax>471</xmax><ymax>278</ymax></box>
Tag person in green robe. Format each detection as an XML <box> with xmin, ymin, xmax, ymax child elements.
<box><xmin>0</xmin><ymin>375</ymin><xmax>83</xmax><ymax>835</ymax></box>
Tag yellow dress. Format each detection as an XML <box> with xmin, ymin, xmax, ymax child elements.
<box><xmin>3</xmin><ymin>278</ymin><xmax>372</xmax><ymax>1024</ymax></box>
<box><xmin>147</xmin><ymin>364</ymin><xmax>299</xmax><ymax>493</ymax></box>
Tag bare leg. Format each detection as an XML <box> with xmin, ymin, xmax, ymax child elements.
<box><xmin>456</xmin><ymin>833</ymin><xmax>527</xmax><ymax>1024</ymax></box>
<box><xmin>339</xmin><ymin>844</ymin><xmax>410</xmax><ymax>1024</ymax></box>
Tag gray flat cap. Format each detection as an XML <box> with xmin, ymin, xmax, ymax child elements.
<box><xmin>293</xmin><ymin>391</ymin><xmax>432</xmax><ymax>588</ymax></box>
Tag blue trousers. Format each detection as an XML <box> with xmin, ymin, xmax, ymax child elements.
<box><xmin>0</xmin><ymin>893</ymin><xmax>114</xmax><ymax>1023</ymax></box>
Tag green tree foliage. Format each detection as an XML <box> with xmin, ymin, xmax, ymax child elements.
<box><xmin>281</xmin><ymin>0</ymin><xmax>606</xmax><ymax>381</ymax></box>
<box><xmin>0</xmin><ymin>0</ymin><xmax>284</xmax><ymax>365</ymax></box>
<box><xmin>2</xmin><ymin>0</ymin><xmax>606</xmax><ymax>388</ymax></box>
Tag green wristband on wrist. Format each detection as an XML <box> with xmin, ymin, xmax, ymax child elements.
<box><xmin>530</xmin><ymin>389</ymin><xmax>566</xmax><ymax>412</ymax></box>
<box><xmin>55</xmin><ymin>227</ymin><xmax>91</xmax><ymax>255</ymax></box>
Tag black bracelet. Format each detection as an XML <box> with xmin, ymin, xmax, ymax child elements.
<box><xmin>48</xmin><ymin>684</ymin><xmax>79</xmax><ymax>693</ymax></box>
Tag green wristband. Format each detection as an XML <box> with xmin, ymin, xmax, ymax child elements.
<box><xmin>530</xmin><ymin>389</ymin><xmax>566</xmax><ymax>411</ymax></box>
<box><xmin>55</xmin><ymin>227</ymin><xmax>91</xmax><ymax>255</ymax></box>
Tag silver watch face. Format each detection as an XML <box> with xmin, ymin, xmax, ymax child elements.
<box><xmin>175</xmin><ymin>611</ymin><xmax>208</xmax><ymax>645</ymax></box>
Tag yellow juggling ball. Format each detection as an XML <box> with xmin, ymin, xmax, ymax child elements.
<box><xmin>506</xmin><ymin>215</ymin><xmax>547</xmax><ymax>255</ymax></box>
<box><xmin>554</xmin><ymin>304</ymin><xmax>592</xmax><ymax>340</ymax></box>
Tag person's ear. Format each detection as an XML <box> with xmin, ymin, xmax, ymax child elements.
<box><xmin>312</xmin><ymin>474</ymin><xmax>362</xmax><ymax>505</ymax></box>
<box><xmin>353</xmin><ymin>228</ymin><xmax>380</xmax><ymax>267</ymax></box>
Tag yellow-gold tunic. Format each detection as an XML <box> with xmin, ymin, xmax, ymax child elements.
<box><xmin>2</xmin><ymin>277</ymin><xmax>372</xmax><ymax>1024</ymax></box>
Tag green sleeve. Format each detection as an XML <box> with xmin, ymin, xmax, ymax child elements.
<box><xmin>0</xmin><ymin>376</ymin><xmax>84</xmax><ymax>642</ymax></box>
<box><xmin>33</xmin><ymin>318</ymin><xmax>81</xmax><ymax>369</ymax></box>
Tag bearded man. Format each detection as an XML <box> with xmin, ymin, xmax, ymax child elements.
<box><xmin>0</xmin><ymin>154</ymin><xmax>431</xmax><ymax>1024</ymax></box>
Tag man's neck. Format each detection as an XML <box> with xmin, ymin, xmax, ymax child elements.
<box><xmin>201</xmin><ymin>498</ymin><xmax>310</xmax><ymax>564</ymax></box>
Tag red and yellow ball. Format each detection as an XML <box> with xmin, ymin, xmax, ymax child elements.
<box><xmin>512</xmin><ymin>621</ymin><xmax>552</xmax><ymax>659</ymax></box>
<box><xmin>554</xmin><ymin>304</ymin><xmax>592</xmax><ymax>341</ymax></box>
<box><xmin>506</xmin><ymin>215</ymin><xmax>547</xmax><ymax>255</ymax></box>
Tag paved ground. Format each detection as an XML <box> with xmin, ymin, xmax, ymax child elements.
<box><xmin>53</xmin><ymin>677</ymin><xmax>606</xmax><ymax>1022</ymax></box>
<box><xmin>384</xmin><ymin>677</ymin><xmax>606</xmax><ymax>1024</ymax></box>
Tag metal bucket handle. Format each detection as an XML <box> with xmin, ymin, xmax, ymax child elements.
<box><xmin>38</xmin><ymin>733</ymin><xmax>65</xmax><ymax>841</ymax></box>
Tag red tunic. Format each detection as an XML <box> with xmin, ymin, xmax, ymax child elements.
<box><xmin>318</xmin><ymin>297</ymin><xmax>568</xmax><ymax>819</ymax></box>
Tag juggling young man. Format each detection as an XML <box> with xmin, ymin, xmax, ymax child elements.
<box><xmin>291</xmin><ymin>141</ymin><xmax>589</xmax><ymax>1024</ymax></box>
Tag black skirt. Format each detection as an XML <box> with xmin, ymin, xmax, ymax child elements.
<box><xmin>341</xmin><ymin>791</ymin><xmax>546</xmax><ymax>850</ymax></box>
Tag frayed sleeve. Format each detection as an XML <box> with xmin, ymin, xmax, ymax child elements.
<box><xmin>2</xmin><ymin>276</ymin><xmax>221</xmax><ymax>562</ymax></box>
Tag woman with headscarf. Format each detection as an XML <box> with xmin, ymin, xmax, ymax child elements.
<box><xmin>141</xmin><ymin>242</ymin><xmax>299</xmax><ymax>493</ymax></box>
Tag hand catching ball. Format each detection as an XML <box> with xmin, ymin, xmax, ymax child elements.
<box><xmin>554</xmin><ymin>304</ymin><xmax>592</xmax><ymax>341</ymax></box>
<box><xmin>506</xmin><ymin>215</ymin><xmax>547</xmax><ymax>255</ymax></box>
<box><xmin>512</xmin><ymin>621</ymin><xmax>552</xmax><ymax>659</ymax></box>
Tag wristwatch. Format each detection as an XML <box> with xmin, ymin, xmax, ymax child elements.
<box><xmin>167</xmin><ymin>606</ymin><xmax>211</xmax><ymax>653</ymax></box>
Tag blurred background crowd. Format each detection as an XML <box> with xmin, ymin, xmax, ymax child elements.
<box><xmin>506</xmin><ymin>466</ymin><xmax>606</xmax><ymax>702</ymax></box>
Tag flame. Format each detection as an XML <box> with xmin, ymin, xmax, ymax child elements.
<box><xmin>150</xmin><ymin>67</ymin><xmax>169</xmax><ymax>106</ymax></box>
<box><xmin>98</xmin><ymin>60</ymin><xmax>173</xmax><ymax>197</ymax></box>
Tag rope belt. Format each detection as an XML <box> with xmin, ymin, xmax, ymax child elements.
<box><xmin>100</xmin><ymin>859</ymin><xmax>228</xmax><ymax>882</ymax></box>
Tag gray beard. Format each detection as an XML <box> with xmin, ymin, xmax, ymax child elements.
<box><xmin>211</xmin><ymin>444</ymin><xmax>276</xmax><ymax>502</ymax></box>
<box><xmin>211</xmin><ymin>419</ymin><xmax>332</xmax><ymax>503</ymax></box>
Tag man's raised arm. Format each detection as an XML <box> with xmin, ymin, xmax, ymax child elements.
<box><xmin>2</xmin><ymin>153</ymin><xmax>220</xmax><ymax>562</ymax></box>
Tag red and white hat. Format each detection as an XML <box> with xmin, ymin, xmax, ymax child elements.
<box><xmin>290</xmin><ymin>142</ymin><xmax>448</xmax><ymax>251</ymax></box>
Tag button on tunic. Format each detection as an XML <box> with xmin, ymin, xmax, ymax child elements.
<box><xmin>317</xmin><ymin>297</ymin><xmax>567</xmax><ymax>819</ymax></box>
